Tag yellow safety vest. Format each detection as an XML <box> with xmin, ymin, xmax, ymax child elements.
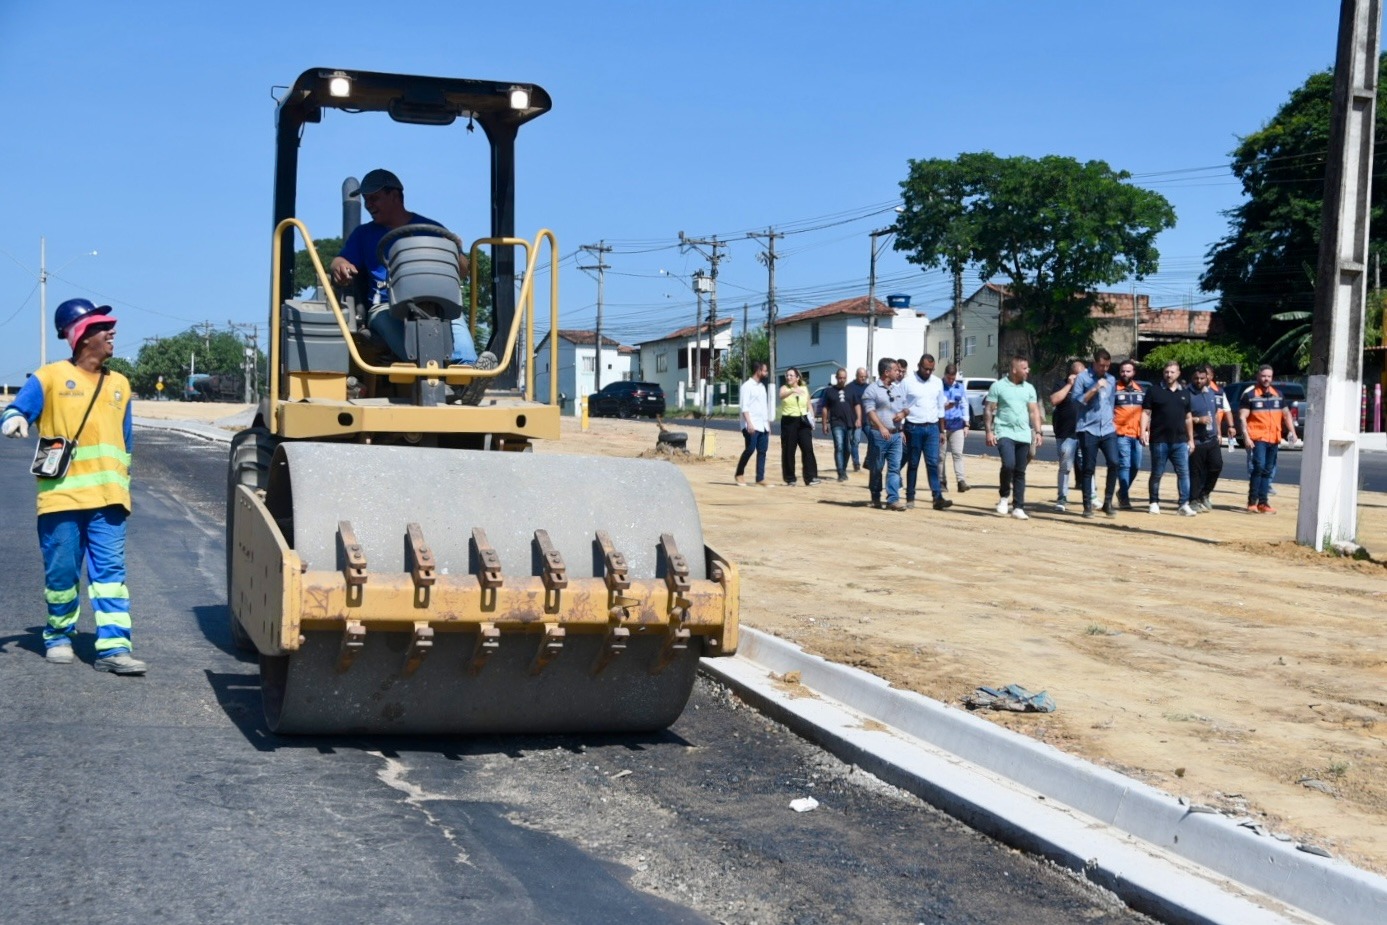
<box><xmin>33</xmin><ymin>361</ymin><xmax>133</xmax><ymax>515</ymax></box>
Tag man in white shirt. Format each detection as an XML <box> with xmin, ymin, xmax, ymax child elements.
<box><xmin>902</xmin><ymin>354</ymin><xmax>951</xmax><ymax>511</ymax></box>
<box><xmin>735</xmin><ymin>362</ymin><xmax>772</xmax><ymax>486</ymax></box>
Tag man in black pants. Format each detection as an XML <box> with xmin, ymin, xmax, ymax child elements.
<box><xmin>1187</xmin><ymin>363</ymin><xmax>1228</xmax><ymax>512</ymax></box>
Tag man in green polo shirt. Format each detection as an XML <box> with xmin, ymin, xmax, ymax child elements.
<box><xmin>984</xmin><ymin>355</ymin><xmax>1044</xmax><ymax>520</ymax></box>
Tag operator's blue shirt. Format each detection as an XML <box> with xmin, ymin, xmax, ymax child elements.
<box><xmin>1072</xmin><ymin>368</ymin><xmax>1117</xmax><ymax>437</ymax></box>
<box><xmin>339</xmin><ymin>212</ymin><xmax>442</xmax><ymax>306</ymax></box>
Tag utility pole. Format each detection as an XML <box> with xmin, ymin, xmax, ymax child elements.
<box><xmin>1297</xmin><ymin>0</ymin><xmax>1382</xmax><ymax>551</ymax></box>
<box><xmin>748</xmin><ymin>227</ymin><xmax>781</xmax><ymax>419</ymax></box>
<box><xmin>678</xmin><ymin>232</ymin><xmax>728</xmax><ymax>414</ymax></box>
<box><xmin>741</xmin><ymin>302</ymin><xmax>749</xmax><ymax>383</ymax></box>
<box><xmin>867</xmin><ymin>227</ymin><xmax>897</xmax><ymax>372</ymax></box>
<box><xmin>952</xmin><ymin>265</ymin><xmax>964</xmax><ymax>374</ymax></box>
<box><xmin>229</xmin><ymin>321</ymin><xmax>258</xmax><ymax>402</ymax></box>
<box><xmin>578</xmin><ymin>241</ymin><xmax>612</xmax><ymax>391</ymax></box>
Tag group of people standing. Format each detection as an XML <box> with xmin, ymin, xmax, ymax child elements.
<box><xmin>1047</xmin><ymin>350</ymin><xmax>1301</xmax><ymax>518</ymax></box>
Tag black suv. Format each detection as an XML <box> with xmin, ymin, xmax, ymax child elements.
<box><xmin>587</xmin><ymin>381</ymin><xmax>666</xmax><ymax>418</ymax></box>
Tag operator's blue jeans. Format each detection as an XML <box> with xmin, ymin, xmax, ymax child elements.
<box><xmin>830</xmin><ymin>424</ymin><xmax>850</xmax><ymax>478</ymax></box>
<box><xmin>1248</xmin><ymin>441</ymin><xmax>1280</xmax><ymax>506</ymax></box>
<box><xmin>903</xmin><ymin>421</ymin><xmax>943</xmax><ymax>501</ymax></box>
<box><xmin>1056</xmin><ymin>436</ymin><xmax>1078</xmax><ymax>502</ymax></box>
<box><xmin>1117</xmin><ymin>435</ymin><xmax>1143</xmax><ymax>504</ymax></box>
<box><xmin>849</xmin><ymin>427</ymin><xmax>862</xmax><ymax>468</ymax></box>
<box><xmin>1148</xmin><ymin>442</ymin><xmax>1191</xmax><ymax>506</ymax></box>
<box><xmin>369</xmin><ymin>312</ymin><xmax>479</xmax><ymax>364</ymax></box>
<box><xmin>866</xmin><ymin>429</ymin><xmax>903</xmax><ymax>504</ymax></box>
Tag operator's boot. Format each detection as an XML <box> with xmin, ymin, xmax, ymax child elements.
<box><xmin>93</xmin><ymin>653</ymin><xmax>147</xmax><ymax>675</ymax></box>
<box><xmin>454</xmin><ymin>352</ymin><xmax>499</xmax><ymax>406</ymax></box>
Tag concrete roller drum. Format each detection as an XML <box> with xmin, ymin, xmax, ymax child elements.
<box><xmin>255</xmin><ymin>443</ymin><xmax>712</xmax><ymax>735</ymax></box>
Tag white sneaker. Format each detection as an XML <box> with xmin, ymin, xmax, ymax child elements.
<box><xmin>1178</xmin><ymin>503</ymin><xmax>1198</xmax><ymax>517</ymax></box>
<box><xmin>995</xmin><ymin>497</ymin><xmax>1010</xmax><ymax>515</ymax></box>
<box><xmin>1053</xmin><ymin>500</ymin><xmax>1066</xmax><ymax>513</ymax></box>
<box><xmin>1148</xmin><ymin>502</ymin><xmax>1161</xmax><ymax>515</ymax></box>
<box><xmin>1010</xmin><ymin>507</ymin><xmax>1029</xmax><ymax>520</ymax></box>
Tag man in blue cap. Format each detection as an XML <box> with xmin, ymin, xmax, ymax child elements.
<box><xmin>329</xmin><ymin>168</ymin><xmax>489</xmax><ymax>371</ymax></box>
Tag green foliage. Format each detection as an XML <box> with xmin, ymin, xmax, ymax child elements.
<box><xmin>129</xmin><ymin>329</ymin><xmax>263</xmax><ymax>399</ymax></box>
<box><xmin>896</xmin><ymin>152</ymin><xmax>1176</xmax><ymax>375</ymax></box>
<box><xmin>717</xmin><ymin>326</ymin><xmax>769</xmax><ymax>388</ymax></box>
<box><xmin>105</xmin><ymin>357</ymin><xmax>135</xmax><ymax>381</ymax></box>
<box><xmin>1201</xmin><ymin>54</ymin><xmax>1387</xmax><ymax>353</ymax></box>
<box><xmin>293</xmin><ymin>237</ymin><xmax>343</xmax><ymax>295</ymax></box>
<box><xmin>1140</xmin><ymin>341</ymin><xmax>1253</xmax><ymax>374</ymax></box>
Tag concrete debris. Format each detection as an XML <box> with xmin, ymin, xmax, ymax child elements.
<box><xmin>789</xmin><ymin>797</ymin><xmax>819</xmax><ymax>813</ymax></box>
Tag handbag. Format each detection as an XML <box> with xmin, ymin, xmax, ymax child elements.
<box><xmin>30</xmin><ymin>369</ymin><xmax>106</xmax><ymax>479</ymax></box>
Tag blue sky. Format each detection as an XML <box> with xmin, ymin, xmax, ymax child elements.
<box><xmin>0</xmin><ymin>1</ymin><xmax>1361</xmax><ymax>383</ymax></box>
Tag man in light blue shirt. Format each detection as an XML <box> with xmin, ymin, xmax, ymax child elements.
<box><xmin>1072</xmin><ymin>348</ymin><xmax>1121</xmax><ymax>518</ymax></box>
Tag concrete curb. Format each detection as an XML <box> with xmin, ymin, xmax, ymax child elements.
<box><xmin>702</xmin><ymin>629</ymin><xmax>1387</xmax><ymax>925</ymax></box>
<box><xmin>133</xmin><ymin>417</ymin><xmax>238</xmax><ymax>444</ymax></box>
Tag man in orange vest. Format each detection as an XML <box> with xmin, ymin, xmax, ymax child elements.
<box><xmin>1113</xmin><ymin>359</ymin><xmax>1145</xmax><ymax>510</ymax></box>
<box><xmin>1238</xmin><ymin>364</ymin><xmax>1301</xmax><ymax>514</ymax></box>
<box><xmin>0</xmin><ymin>299</ymin><xmax>146</xmax><ymax>673</ymax></box>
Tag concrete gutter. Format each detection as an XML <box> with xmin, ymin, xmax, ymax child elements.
<box><xmin>703</xmin><ymin>629</ymin><xmax>1386</xmax><ymax>925</ymax></box>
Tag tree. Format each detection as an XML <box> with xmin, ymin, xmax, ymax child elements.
<box><xmin>896</xmin><ymin>153</ymin><xmax>1175</xmax><ymax>375</ymax></box>
<box><xmin>1201</xmin><ymin>54</ymin><xmax>1387</xmax><ymax>354</ymax></box>
<box><xmin>293</xmin><ymin>237</ymin><xmax>342</xmax><ymax>295</ymax></box>
<box><xmin>717</xmin><ymin>326</ymin><xmax>769</xmax><ymax>388</ymax></box>
<box><xmin>106</xmin><ymin>356</ymin><xmax>135</xmax><ymax>381</ymax></box>
<box><xmin>129</xmin><ymin>328</ymin><xmax>260</xmax><ymax>399</ymax></box>
<box><xmin>1139</xmin><ymin>341</ymin><xmax>1253</xmax><ymax>377</ymax></box>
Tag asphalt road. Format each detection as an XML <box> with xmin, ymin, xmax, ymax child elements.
<box><xmin>667</xmin><ymin>415</ymin><xmax>1387</xmax><ymax>493</ymax></box>
<box><xmin>0</xmin><ymin>431</ymin><xmax>1151</xmax><ymax>925</ymax></box>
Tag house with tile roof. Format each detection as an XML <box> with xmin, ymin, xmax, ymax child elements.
<box><xmin>532</xmin><ymin>329</ymin><xmax>633</xmax><ymax>415</ymax></box>
<box><xmin>635</xmin><ymin>317</ymin><xmax>733</xmax><ymax>410</ymax></box>
<box><xmin>773</xmin><ymin>295</ymin><xmax>930</xmax><ymax>388</ymax></box>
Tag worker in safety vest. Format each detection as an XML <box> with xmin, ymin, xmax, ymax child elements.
<box><xmin>1238</xmin><ymin>364</ymin><xmax>1301</xmax><ymax>514</ymax></box>
<box><xmin>1112</xmin><ymin>359</ymin><xmax>1145</xmax><ymax>510</ymax></box>
<box><xmin>0</xmin><ymin>298</ymin><xmax>146</xmax><ymax>673</ymax></box>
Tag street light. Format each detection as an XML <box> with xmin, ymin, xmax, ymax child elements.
<box><xmin>866</xmin><ymin>226</ymin><xmax>896</xmax><ymax>372</ymax></box>
<box><xmin>39</xmin><ymin>236</ymin><xmax>98</xmax><ymax>366</ymax></box>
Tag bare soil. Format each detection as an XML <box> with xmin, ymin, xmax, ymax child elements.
<box><xmin>136</xmin><ymin>402</ymin><xmax>1387</xmax><ymax>874</ymax></box>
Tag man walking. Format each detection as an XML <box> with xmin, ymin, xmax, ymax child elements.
<box><xmin>984</xmin><ymin>356</ymin><xmax>1043</xmax><ymax>520</ymax></box>
<box><xmin>902</xmin><ymin>354</ymin><xmax>951</xmax><ymax>511</ymax></box>
<box><xmin>1187</xmin><ymin>364</ymin><xmax>1228</xmax><ymax>512</ymax></box>
<box><xmin>844</xmin><ymin>367</ymin><xmax>870</xmax><ymax>473</ymax></box>
<box><xmin>0</xmin><ymin>298</ymin><xmax>145</xmax><ymax>673</ymax></box>
<box><xmin>1239</xmin><ymin>365</ymin><xmax>1301</xmax><ymax>513</ymax></box>
<box><xmin>939</xmin><ymin>364</ymin><xmax>970</xmax><ymax>493</ymax></box>
<box><xmin>861</xmin><ymin>357</ymin><xmax>908</xmax><ymax>510</ymax></box>
<box><xmin>820</xmin><ymin>367</ymin><xmax>855</xmax><ymax>482</ymax></box>
<box><xmin>1074</xmin><ymin>349</ymin><xmax>1121</xmax><ymax>518</ymax></box>
<box><xmin>735</xmin><ymin>362</ymin><xmax>771</xmax><ymax>487</ymax></box>
<box><xmin>1142</xmin><ymin>361</ymin><xmax>1196</xmax><ymax>516</ymax></box>
<box><xmin>1113</xmin><ymin>359</ymin><xmax>1145</xmax><ymax>510</ymax></box>
<box><xmin>1049</xmin><ymin>359</ymin><xmax>1085</xmax><ymax>512</ymax></box>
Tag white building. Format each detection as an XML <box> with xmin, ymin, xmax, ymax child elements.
<box><xmin>773</xmin><ymin>295</ymin><xmax>931</xmax><ymax>387</ymax></box>
<box><xmin>532</xmin><ymin>329</ymin><xmax>632</xmax><ymax>415</ymax></box>
<box><xmin>635</xmin><ymin>317</ymin><xmax>733</xmax><ymax>410</ymax></box>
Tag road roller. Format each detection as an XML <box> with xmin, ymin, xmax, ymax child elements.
<box><xmin>226</xmin><ymin>67</ymin><xmax>738</xmax><ymax>734</ymax></box>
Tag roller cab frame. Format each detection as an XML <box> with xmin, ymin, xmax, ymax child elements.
<box><xmin>227</xmin><ymin>67</ymin><xmax>739</xmax><ymax>735</ymax></box>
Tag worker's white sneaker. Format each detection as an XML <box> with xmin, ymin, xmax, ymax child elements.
<box><xmin>45</xmin><ymin>644</ymin><xmax>74</xmax><ymax>665</ymax></box>
<box><xmin>1178</xmin><ymin>503</ymin><xmax>1198</xmax><ymax>517</ymax></box>
<box><xmin>1148</xmin><ymin>502</ymin><xmax>1161</xmax><ymax>515</ymax></box>
<box><xmin>1010</xmin><ymin>507</ymin><xmax>1029</xmax><ymax>520</ymax></box>
<box><xmin>93</xmin><ymin>653</ymin><xmax>147</xmax><ymax>675</ymax></box>
<box><xmin>995</xmin><ymin>497</ymin><xmax>1010</xmax><ymax>515</ymax></box>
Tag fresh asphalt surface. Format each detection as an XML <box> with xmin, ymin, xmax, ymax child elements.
<box><xmin>667</xmin><ymin>415</ymin><xmax>1387</xmax><ymax>493</ymax></box>
<box><xmin>0</xmin><ymin>431</ymin><xmax>1150</xmax><ymax>925</ymax></box>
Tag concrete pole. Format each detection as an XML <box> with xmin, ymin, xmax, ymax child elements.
<box><xmin>1296</xmin><ymin>0</ymin><xmax>1382</xmax><ymax>550</ymax></box>
<box><xmin>39</xmin><ymin>236</ymin><xmax>47</xmax><ymax>367</ymax></box>
<box><xmin>952</xmin><ymin>264</ymin><xmax>964</xmax><ymax>375</ymax></box>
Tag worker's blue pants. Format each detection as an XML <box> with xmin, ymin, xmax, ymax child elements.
<box><xmin>38</xmin><ymin>506</ymin><xmax>132</xmax><ymax>657</ymax></box>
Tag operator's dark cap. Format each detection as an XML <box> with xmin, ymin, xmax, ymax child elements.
<box><xmin>351</xmin><ymin>168</ymin><xmax>403</xmax><ymax>197</ymax></box>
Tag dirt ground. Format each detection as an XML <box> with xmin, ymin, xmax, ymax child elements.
<box><xmin>133</xmin><ymin>401</ymin><xmax>1387</xmax><ymax>874</ymax></box>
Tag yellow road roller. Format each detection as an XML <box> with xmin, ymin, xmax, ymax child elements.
<box><xmin>227</xmin><ymin>67</ymin><xmax>738</xmax><ymax>734</ymax></box>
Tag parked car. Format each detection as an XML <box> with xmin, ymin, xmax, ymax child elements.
<box><xmin>811</xmin><ymin>385</ymin><xmax>829</xmax><ymax>417</ymax></box>
<box><xmin>963</xmin><ymin>377</ymin><xmax>996</xmax><ymax>428</ymax></box>
<box><xmin>587</xmin><ymin>380</ymin><xmax>666</xmax><ymax>419</ymax></box>
<box><xmin>1225</xmin><ymin>380</ymin><xmax>1307</xmax><ymax>440</ymax></box>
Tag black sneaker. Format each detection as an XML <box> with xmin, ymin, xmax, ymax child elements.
<box><xmin>1118</xmin><ymin>501</ymin><xmax>1135</xmax><ymax>512</ymax></box>
<box><xmin>933</xmin><ymin>497</ymin><xmax>953</xmax><ymax>511</ymax></box>
<box><xmin>957</xmin><ymin>481</ymin><xmax>971</xmax><ymax>492</ymax></box>
<box><xmin>1102</xmin><ymin>502</ymin><xmax>1117</xmax><ymax>518</ymax></box>
<box><xmin>806</xmin><ymin>478</ymin><xmax>823</xmax><ymax>486</ymax></box>
<box><xmin>1082</xmin><ymin>505</ymin><xmax>1095</xmax><ymax>519</ymax></box>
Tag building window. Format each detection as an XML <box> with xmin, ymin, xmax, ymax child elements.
<box><xmin>938</xmin><ymin>340</ymin><xmax>951</xmax><ymax>358</ymax></box>
<box><xmin>986</xmin><ymin>334</ymin><xmax>995</xmax><ymax>347</ymax></box>
<box><xmin>811</xmin><ymin>321</ymin><xmax>820</xmax><ymax>346</ymax></box>
<box><xmin>655</xmin><ymin>353</ymin><xmax>668</xmax><ymax>373</ymax></box>
<box><xmin>582</xmin><ymin>356</ymin><xmax>595</xmax><ymax>372</ymax></box>
<box><xmin>963</xmin><ymin>336</ymin><xmax>977</xmax><ymax>357</ymax></box>
<box><xmin>678</xmin><ymin>351</ymin><xmax>688</xmax><ymax>370</ymax></box>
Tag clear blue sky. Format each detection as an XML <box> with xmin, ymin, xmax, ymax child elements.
<box><xmin>0</xmin><ymin>0</ymin><xmax>1362</xmax><ymax>383</ymax></box>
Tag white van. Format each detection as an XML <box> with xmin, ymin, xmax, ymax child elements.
<box><xmin>964</xmin><ymin>377</ymin><xmax>996</xmax><ymax>427</ymax></box>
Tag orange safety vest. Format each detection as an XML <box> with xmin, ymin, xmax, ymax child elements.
<box><xmin>1241</xmin><ymin>385</ymin><xmax>1287</xmax><ymax>445</ymax></box>
<box><xmin>1113</xmin><ymin>381</ymin><xmax>1144</xmax><ymax>437</ymax></box>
